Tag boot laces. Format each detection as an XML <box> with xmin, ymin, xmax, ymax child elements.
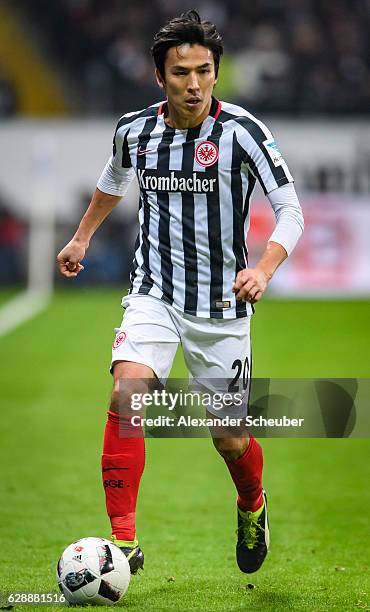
<box><xmin>238</xmin><ymin>511</ymin><xmax>265</xmax><ymax>549</ymax></box>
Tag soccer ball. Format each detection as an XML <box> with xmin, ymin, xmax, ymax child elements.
<box><xmin>56</xmin><ymin>537</ymin><xmax>130</xmax><ymax>605</ymax></box>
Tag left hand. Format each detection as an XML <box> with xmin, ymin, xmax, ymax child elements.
<box><xmin>232</xmin><ymin>267</ymin><xmax>270</xmax><ymax>304</ymax></box>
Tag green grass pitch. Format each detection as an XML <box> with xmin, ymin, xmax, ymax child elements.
<box><xmin>0</xmin><ymin>289</ymin><xmax>369</xmax><ymax>611</ymax></box>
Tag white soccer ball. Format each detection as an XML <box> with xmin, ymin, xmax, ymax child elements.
<box><xmin>56</xmin><ymin>537</ymin><xmax>131</xmax><ymax>605</ymax></box>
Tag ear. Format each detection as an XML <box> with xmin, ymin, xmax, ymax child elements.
<box><xmin>155</xmin><ymin>68</ymin><xmax>165</xmax><ymax>89</ymax></box>
<box><xmin>213</xmin><ymin>66</ymin><xmax>218</xmax><ymax>87</ymax></box>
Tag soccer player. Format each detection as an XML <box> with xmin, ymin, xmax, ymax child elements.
<box><xmin>57</xmin><ymin>10</ymin><xmax>304</xmax><ymax>575</ymax></box>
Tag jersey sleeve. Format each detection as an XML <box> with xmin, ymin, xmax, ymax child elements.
<box><xmin>97</xmin><ymin>121</ymin><xmax>136</xmax><ymax>197</ymax></box>
<box><xmin>267</xmin><ymin>183</ymin><xmax>304</xmax><ymax>255</ymax></box>
<box><xmin>234</xmin><ymin>116</ymin><xmax>293</xmax><ymax>195</ymax></box>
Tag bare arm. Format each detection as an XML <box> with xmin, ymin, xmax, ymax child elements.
<box><xmin>57</xmin><ymin>188</ymin><xmax>121</xmax><ymax>278</ymax></box>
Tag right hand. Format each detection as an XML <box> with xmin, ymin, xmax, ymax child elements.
<box><xmin>57</xmin><ymin>240</ymin><xmax>86</xmax><ymax>278</ymax></box>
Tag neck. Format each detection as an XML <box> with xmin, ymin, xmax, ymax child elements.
<box><xmin>165</xmin><ymin>98</ymin><xmax>212</xmax><ymax>130</ymax></box>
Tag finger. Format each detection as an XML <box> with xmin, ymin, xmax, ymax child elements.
<box><xmin>236</xmin><ymin>279</ymin><xmax>257</xmax><ymax>300</ymax></box>
<box><xmin>59</xmin><ymin>263</ymin><xmax>81</xmax><ymax>278</ymax></box>
<box><xmin>65</xmin><ymin>261</ymin><xmax>83</xmax><ymax>269</ymax></box>
<box><xmin>236</xmin><ymin>289</ymin><xmax>254</xmax><ymax>301</ymax></box>
<box><xmin>67</xmin><ymin>261</ymin><xmax>78</xmax><ymax>271</ymax></box>
<box><xmin>233</xmin><ymin>270</ymin><xmax>250</xmax><ymax>291</ymax></box>
<box><xmin>251</xmin><ymin>291</ymin><xmax>263</xmax><ymax>304</ymax></box>
<box><xmin>248</xmin><ymin>287</ymin><xmax>261</xmax><ymax>301</ymax></box>
<box><xmin>71</xmin><ymin>263</ymin><xmax>84</xmax><ymax>275</ymax></box>
<box><xmin>59</xmin><ymin>263</ymin><xmax>69</xmax><ymax>274</ymax></box>
<box><xmin>61</xmin><ymin>270</ymin><xmax>78</xmax><ymax>278</ymax></box>
<box><xmin>66</xmin><ymin>265</ymin><xmax>83</xmax><ymax>277</ymax></box>
<box><xmin>233</xmin><ymin>277</ymin><xmax>249</xmax><ymax>293</ymax></box>
<box><xmin>239</xmin><ymin>276</ymin><xmax>265</xmax><ymax>299</ymax></box>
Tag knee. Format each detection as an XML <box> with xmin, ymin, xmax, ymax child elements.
<box><xmin>212</xmin><ymin>436</ymin><xmax>249</xmax><ymax>461</ymax></box>
<box><xmin>110</xmin><ymin>378</ymin><xmax>149</xmax><ymax>415</ymax></box>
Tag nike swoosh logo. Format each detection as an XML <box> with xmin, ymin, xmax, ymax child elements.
<box><xmin>137</xmin><ymin>147</ymin><xmax>155</xmax><ymax>155</ymax></box>
<box><xmin>102</xmin><ymin>467</ymin><xmax>129</xmax><ymax>472</ymax></box>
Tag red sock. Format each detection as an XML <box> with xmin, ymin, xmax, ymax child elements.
<box><xmin>102</xmin><ymin>411</ymin><xmax>145</xmax><ymax>541</ymax></box>
<box><xmin>224</xmin><ymin>435</ymin><xmax>263</xmax><ymax>512</ymax></box>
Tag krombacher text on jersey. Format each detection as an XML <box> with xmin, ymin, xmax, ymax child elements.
<box><xmin>137</xmin><ymin>169</ymin><xmax>217</xmax><ymax>193</ymax></box>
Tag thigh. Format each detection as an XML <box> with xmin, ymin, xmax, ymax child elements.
<box><xmin>181</xmin><ymin>314</ymin><xmax>251</xmax><ymax>416</ymax></box>
<box><xmin>111</xmin><ymin>295</ymin><xmax>179</xmax><ymax>382</ymax></box>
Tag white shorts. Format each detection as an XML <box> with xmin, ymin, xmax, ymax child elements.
<box><xmin>111</xmin><ymin>294</ymin><xmax>251</xmax><ymax>417</ymax></box>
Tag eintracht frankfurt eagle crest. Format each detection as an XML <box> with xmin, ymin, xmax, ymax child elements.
<box><xmin>195</xmin><ymin>141</ymin><xmax>219</xmax><ymax>167</ymax></box>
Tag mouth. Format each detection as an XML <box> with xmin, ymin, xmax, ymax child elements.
<box><xmin>185</xmin><ymin>98</ymin><xmax>202</xmax><ymax>109</ymax></box>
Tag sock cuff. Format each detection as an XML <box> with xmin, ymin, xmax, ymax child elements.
<box><xmin>107</xmin><ymin>410</ymin><xmax>120</xmax><ymax>424</ymax></box>
<box><xmin>111</xmin><ymin>535</ymin><xmax>139</xmax><ymax>548</ymax></box>
<box><xmin>238</xmin><ymin>496</ymin><xmax>264</xmax><ymax>518</ymax></box>
<box><xmin>107</xmin><ymin>410</ymin><xmax>134</xmax><ymax>423</ymax></box>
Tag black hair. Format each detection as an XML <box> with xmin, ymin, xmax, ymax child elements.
<box><xmin>151</xmin><ymin>9</ymin><xmax>223</xmax><ymax>80</ymax></box>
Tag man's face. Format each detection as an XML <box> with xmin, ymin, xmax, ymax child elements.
<box><xmin>156</xmin><ymin>44</ymin><xmax>217</xmax><ymax>121</ymax></box>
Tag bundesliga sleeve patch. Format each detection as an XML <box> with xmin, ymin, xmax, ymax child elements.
<box><xmin>262</xmin><ymin>138</ymin><xmax>284</xmax><ymax>167</ymax></box>
<box><xmin>195</xmin><ymin>141</ymin><xmax>219</xmax><ymax>167</ymax></box>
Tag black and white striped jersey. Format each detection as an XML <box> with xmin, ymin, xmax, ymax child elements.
<box><xmin>97</xmin><ymin>97</ymin><xmax>294</xmax><ymax>319</ymax></box>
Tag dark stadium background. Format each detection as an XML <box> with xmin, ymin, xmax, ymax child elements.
<box><xmin>0</xmin><ymin>1</ymin><xmax>369</xmax><ymax>610</ymax></box>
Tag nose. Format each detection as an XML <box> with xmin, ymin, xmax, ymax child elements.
<box><xmin>187</xmin><ymin>72</ymin><xmax>200</xmax><ymax>93</ymax></box>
